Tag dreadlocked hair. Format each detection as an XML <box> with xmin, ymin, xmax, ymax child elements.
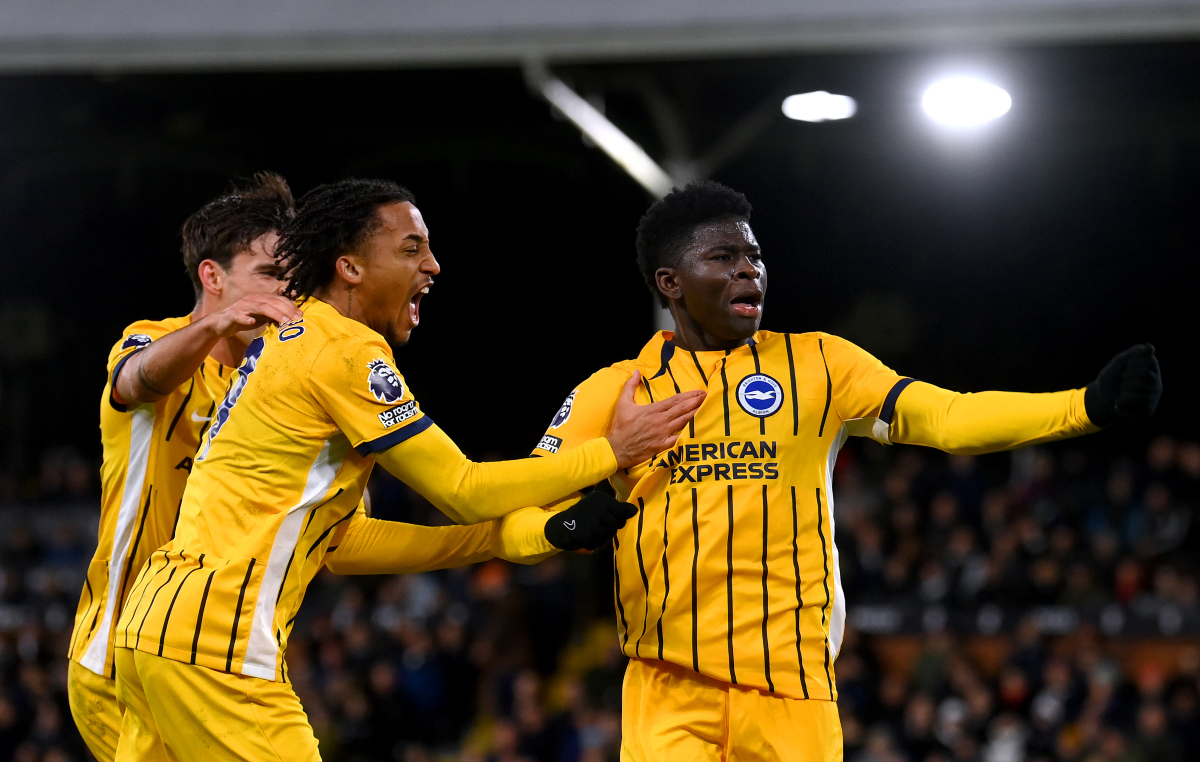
<box><xmin>181</xmin><ymin>171</ymin><xmax>295</xmax><ymax>300</ymax></box>
<box><xmin>277</xmin><ymin>178</ymin><xmax>416</xmax><ymax>301</ymax></box>
<box><xmin>635</xmin><ymin>181</ymin><xmax>752</xmax><ymax>307</ymax></box>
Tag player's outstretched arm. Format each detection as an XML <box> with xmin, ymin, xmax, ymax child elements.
<box><xmin>323</xmin><ymin>506</ymin><xmax>496</xmax><ymax>575</ymax></box>
<box><xmin>374</xmin><ymin>372</ymin><xmax>702</xmax><ymax>525</ymax></box>
<box><xmin>889</xmin><ymin>344</ymin><xmax>1162</xmax><ymax>454</ymax></box>
<box><xmin>113</xmin><ymin>294</ymin><xmax>301</xmax><ymax>404</ymax></box>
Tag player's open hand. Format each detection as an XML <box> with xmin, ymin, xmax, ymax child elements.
<box><xmin>1084</xmin><ymin>343</ymin><xmax>1162</xmax><ymax>427</ymax></box>
<box><xmin>544</xmin><ymin>491</ymin><xmax>638</xmax><ymax>551</ymax></box>
<box><xmin>208</xmin><ymin>294</ymin><xmax>303</xmax><ymax>338</ymax></box>
<box><xmin>606</xmin><ymin>370</ymin><xmax>705</xmax><ymax>468</ymax></box>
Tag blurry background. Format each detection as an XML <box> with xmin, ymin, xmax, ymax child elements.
<box><xmin>2</xmin><ymin>2</ymin><xmax>1199</xmax><ymax>761</ymax></box>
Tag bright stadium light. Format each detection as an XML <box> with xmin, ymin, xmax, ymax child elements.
<box><xmin>524</xmin><ymin>62</ymin><xmax>675</xmax><ymax>198</ymax></box>
<box><xmin>922</xmin><ymin>77</ymin><xmax>1011</xmax><ymax>127</ymax></box>
<box><xmin>781</xmin><ymin>91</ymin><xmax>857</xmax><ymax>122</ymax></box>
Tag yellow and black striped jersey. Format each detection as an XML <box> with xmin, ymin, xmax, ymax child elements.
<box><xmin>70</xmin><ymin>316</ymin><xmax>232</xmax><ymax>678</ymax></box>
<box><xmin>534</xmin><ymin>330</ymin><xmax>1095</xmax><ymax>701</ymax></box>
<box><xmin>113</xmin><ymin>298</ymin><xmax>620</xmax><ymax>683</ymax></box>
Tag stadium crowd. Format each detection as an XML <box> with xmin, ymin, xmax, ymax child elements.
<box><xmin>2</xmin><ymin>433</ymin><xmax>1198</xmax><ymax>762</ymax></box>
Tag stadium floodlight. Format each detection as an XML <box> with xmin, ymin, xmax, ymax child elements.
<box><xmin>524</xmin><ymin>62</ymin><xmax>675</xmax><ymax>198</ymax></box>
<box><xmin>781</xmin><ymin>91</ymin><xmax>857</xmax><ymax>122</ymax></box>
<box><xmin>921</xmin><ymin>77</ymin><xmax>1012</xmax><ymax>127</ymax></box>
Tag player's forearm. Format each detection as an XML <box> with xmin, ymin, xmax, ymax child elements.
<box><xmin>377</xmin><ymin>425</ymin><xmax>618</xmax><ymax>525</ymax></box>
<box><xmin>115</xmin><ymin>316</ymin><xmax>222</xmax><ymax>404</ymax></box>
<box><xmin>890</xmin><ymin>382</ymin><xmax>1098</xmax><ymax>455</ymax></box>
<box><xmin>490</xmin><ymin>495</ymin><xmax>581</xmax><ymax>564</ymax></box>
<box><xmin>323</xmin><ymin>516</ymin><xmax>495</xmax><ymax>575</ymax></box>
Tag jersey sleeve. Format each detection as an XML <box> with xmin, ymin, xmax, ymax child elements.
<box><xmin>531</xmin><ymin>367</ymin><xmax>629</xmax><ymax>458</ymax></box>
<box><xmin>323</xmin><ymin>505</ymin><xmax>496</xmax><ymax>575</ymax></box>
<box><xmin>308</xmin><ymin>336</ymin><xmax>433</xmax><ymax>456</ymax></box>
<box><xmin>889</xmin><ymin>383</ymin><xmax>1098</xmax><ymax>455</ymax></box>
<box><xmin>106</xmin><ymin>320</ymin><xmax>177</xmax><ymax>412</ymax></box>
<box><xmin>819</xmin><ymin>333</ymin><xmax>910</xmax><ymax>442</ymax></box>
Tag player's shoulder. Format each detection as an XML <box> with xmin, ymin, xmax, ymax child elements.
<box><xmin>110</xmin><ymin>315</ymin><xmax>190</xmax><ymax>355</ymax></box>
<box><xmin>283</xmin><ymin>299</ymin><xmax>391</xmax><ymax>358</ymax></box>
<box><xmin>759</xmin><ymin>330</ymin><xmax>861</xmax><ymax>355</ymax></box>
<box><xmin>580</xmin><ymin>362</ymin><xmax>638</xmax><ymax>396</ymax></box>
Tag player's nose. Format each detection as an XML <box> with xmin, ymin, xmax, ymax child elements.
<box><xmin>423</xmin><ymin>251</ymin><xmax>441</xmax><ymax>276</ymax></box>
<box><xmin>734</xmin><ymin>255</ymin><xmax>760</xmax><ymax>279</ymax></box>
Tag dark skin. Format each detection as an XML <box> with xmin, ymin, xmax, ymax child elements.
<box><xmin>655</xmin><ymin>217</ymin><xmax>766</xmax><ymax>351</ymax></box>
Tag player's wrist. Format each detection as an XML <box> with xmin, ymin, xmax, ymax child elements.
<box><xmin>597</xmin><ymin>436</ymin><xmax>624</xmax><ymax>470</ymax></box>
<box><xmin>195</xmin><ymin>311</ymin><xmax>236</xmax><ymax>340</ymax></box>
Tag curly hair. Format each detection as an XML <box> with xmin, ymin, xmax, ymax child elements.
<box><xmin>635</xmin><ymin>181</ymin><xmax>752</xmax><ymax>307</ymax></box>
<box><xmin>181</xmin><ymin>171</ymin><xmax>295</xmax><ymax>300</ymax></box>
<box><xmin>276</xmin><ymin>179</ymin><xmax>416</xmax><ymax>301</ymax></box>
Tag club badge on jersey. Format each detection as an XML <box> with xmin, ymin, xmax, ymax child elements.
<box><xmin>736</xmin><ymin>373</ymin><xmax>784</xmax><ymax>417</ymax></box>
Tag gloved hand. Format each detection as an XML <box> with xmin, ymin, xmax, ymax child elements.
<box><xmin>544</xmin><ymin>491</ymin><xmax>638</xmax><ymax>551</ymax></box>
<box><xmin>1084</xmin><ymin>344</ymin><xmax>1162</xmax><ymax>427</ymax></box>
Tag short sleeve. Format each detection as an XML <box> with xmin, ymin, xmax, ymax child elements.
<box><xmin>309</xmin><ymin>336</ymin><xmax>432</xmax><ymax>456</ymax></box>
<box><xmin>531</xmin><ymin>367</ymin><xmax>627</xmax><ymax>457</ymax></box>
<box><xmin>106</xmin><ymin>320</ymin><xmax>176</xmax><ymax>412</ymax></box>
<box><xmin>821</xmin><ymin>334</ymin><xmax>910</xmax><ymax>424</ymax></box>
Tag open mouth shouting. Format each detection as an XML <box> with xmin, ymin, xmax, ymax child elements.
<box><xmin>409</xmin><ymin>283</ymin><xmax>431</xmax><ymax>326</ymax></box>
<box><xmin>730</xmin><ymin>289</ymin><xmax>763</xmax><ymax>319</ymax></box>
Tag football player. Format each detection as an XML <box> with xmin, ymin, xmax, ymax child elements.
<box><xmin>528</xmin><ymin>181</ymin><xmax>1161</xmax><ymax>762</ymax></box>
<box><xmin>67</xmin><ymin>172</ymin><xmax>302</xmax><ymax>760</ymax></box>
<box><xmin>109</xmin><ymin>179</ymin><xmax>704</xmax><ymax>761</ymax></box>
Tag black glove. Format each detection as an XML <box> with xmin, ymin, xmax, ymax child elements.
<box><xmin>544</xmin><ymin>491</ymin><xmax>638</xmax><ymax>551</ymax></box>
<box><xmin>1084</xmin><ymin>343</ymin><xmax>1162</xmax><ymax>427</ymax></box>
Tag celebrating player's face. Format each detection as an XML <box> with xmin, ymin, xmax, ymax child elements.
<box><xmin>662</xmin><ymin>218</ymin><xmax>767</xmax><ymax>346</ymax></box>
<box><xmin>219</xmin><ymin>232</ymin><xmax>287</xmax><ymax>307</ymax></box>
<box><xmin>353</xmin><ymin>201</ymin><xmax>439</xmax><ymax>347</ymax></box>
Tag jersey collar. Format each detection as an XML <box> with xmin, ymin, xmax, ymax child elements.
<box><xmin>637</xmin><ymin>330</ymin><xmax>762</xmax><ymax>381</ymax></box>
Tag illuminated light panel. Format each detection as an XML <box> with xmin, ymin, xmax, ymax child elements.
<box><xmin>922</xmin><ymin>77</ymin><xmax>1012</xmax><ymax>127</ymax></box>
<box><xmin>781</xmin><ymin>91</ymin><xmax>857</xmax><ymax>123</ymax></box>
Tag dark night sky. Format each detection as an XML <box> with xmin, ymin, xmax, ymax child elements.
<box><xmin>0</xmin><ymin>41</ymin><xmax>1196</xmax><ymax>477</ymax></box>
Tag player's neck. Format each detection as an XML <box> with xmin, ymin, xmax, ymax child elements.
<box><xmin>669</xmin><ymin>309</ymin><xmax>753</xmax><ymax>352</ymax></box>
<box><xmin>312</xmin><ymin>284</ymin><xmax>369</xmax><ymax>327</ymax></box>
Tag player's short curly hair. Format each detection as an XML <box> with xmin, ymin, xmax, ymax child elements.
<box><xmin>635</xmin><ymin>181</ymin><xmax>752</xmax><ymax>307</ymax></box>
<box><xmin>181</xmin><ymin>171</ymin><xmax>295</xmax><ymax>300</ymax></box>
<box><xmin>277</xmin><ymin>179</ymin><xmax>416</xmax><ymax>301</ymax></box>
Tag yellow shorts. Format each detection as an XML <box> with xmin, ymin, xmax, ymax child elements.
<box><xmin>68</xmin><ymin>660</ymin><xmax>122</xmax><ymax>762</ymax></box>
<box><xmin>621</xmin><ymin>658</ymin><xmax>843</xmax><ymax>762</ymax></box>
<box><xmin>113</xmin><ymin>647</ymin><xmax>320</xmax><ymax>762</ymax></box>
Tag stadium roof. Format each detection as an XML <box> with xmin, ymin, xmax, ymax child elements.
<box><xmin>3</xmin><ymin>0</ymin><xmax>1200</xmax><ymax>72</ymax></box>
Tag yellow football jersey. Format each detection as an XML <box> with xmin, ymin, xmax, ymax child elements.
<box><xmin>112</xmin><ymin>299</ymin><xmax>438</xmax><ymax>680</ymax></box>
<box><xmin>114</xmin><ymin>298</ymin><xmax>619</xmax><ymax>682</ymax></box>
<box><xmin>535</xmin><ymin>330</ymin><xmax>1095</xmax><ymax>702</ymax></box>
<box><xmin>70</xmin><ymin>317</ymin><xmax>232</xmax><ymax>678</ymax></box>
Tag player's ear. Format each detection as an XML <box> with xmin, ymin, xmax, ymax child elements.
<box><xmin>197</xmin><ymin>259</ymin><xmax>226</xmax><ymax>299</ymax></box>
<box><xmin>335</xmin><ymin>254</ymin><xmax>366</xmax><ymax>286</ymax></box>
<box><xmin>655</xmin><ymin>267</ymin><xmax>683</xmax><ymax>302</ymax></box>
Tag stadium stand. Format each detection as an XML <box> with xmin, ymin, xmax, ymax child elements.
<box><xmin>2</xmin><ymin>435</ymin><xmax>1198</xmax><ymax>761</ymax></box>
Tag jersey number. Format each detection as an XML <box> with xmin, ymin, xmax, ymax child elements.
<box><xmin>197</xmin><ymin>337</ymin><xmax>265</xmax><ymax>461</ymax></box>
